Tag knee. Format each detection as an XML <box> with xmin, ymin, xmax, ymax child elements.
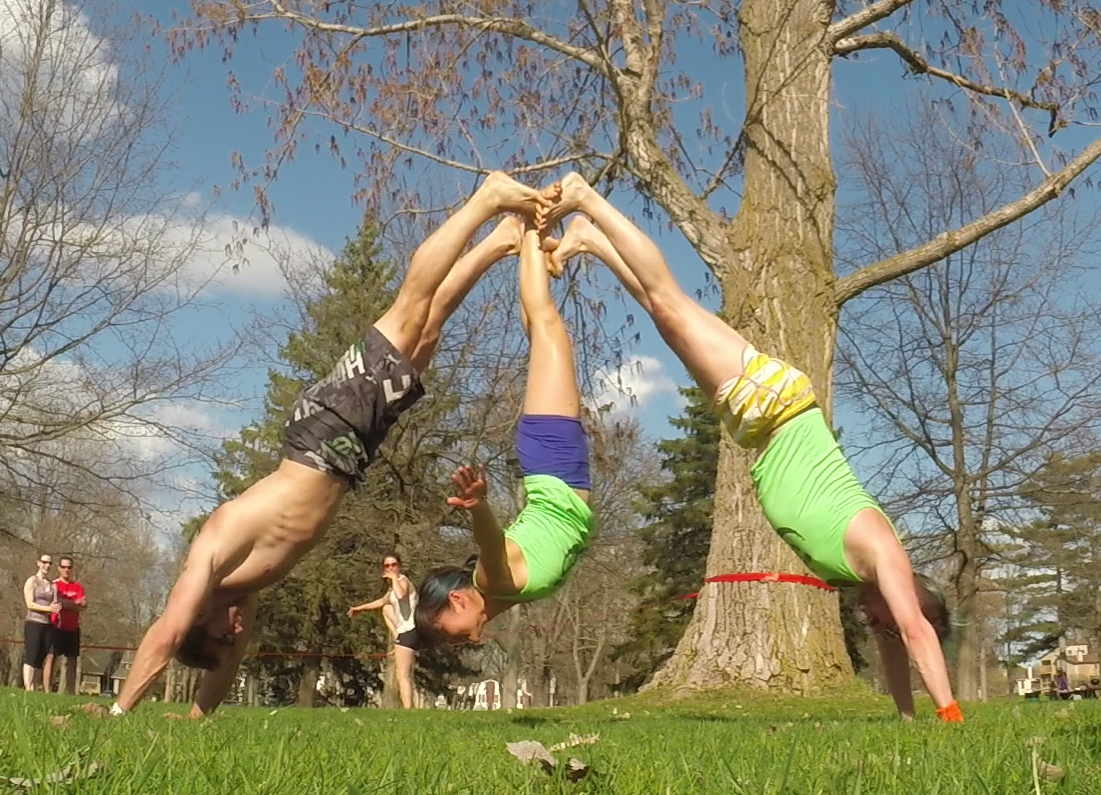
<box><xmin>648</xmin><ymin>289</ymin><xmax>686</xmax><ymax>331</ymax></box>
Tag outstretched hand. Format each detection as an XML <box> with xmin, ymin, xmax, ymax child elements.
<box><xmin>448</xmin><ymin>464</ymin><xmax>488</xmax><ymax>509</ymax></box>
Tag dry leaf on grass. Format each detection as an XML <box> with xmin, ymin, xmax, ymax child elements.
<box><xmin>1039</xmin><ymin>762</ymin><xmax>1064</xmax><ymax>783</ymax></box>
<box><xmin>74</xmin><ymin>703</ymin><xmax>109</xmax><ymax>718</ymax></box>
<box><xmin>506</xmin><ymin>739</ymin><xmax>595</xmax><ymax>782</ymax></box>
<box><xmin>505</xmin><ymin>740</ymin><xmax>557</xmax><ymax>774</ymax></box>
<box><xmin>1</xmin><ymin>761</ymin><xmax>102</xmax><ymax>791</ymax></box>
<box><xmin>548</xmin><ymin>734</ymin><xmax>599</xmax><ymax>752</ymax></box>
<box><xmin>48</xmin><ymin>715</ymin><xmax>70</xmax><ymax>729</ymax></box>
<box><xmin>163</xmin><ymin>713</ymin><xmax>188</xmax><ymax>721</ymax></box>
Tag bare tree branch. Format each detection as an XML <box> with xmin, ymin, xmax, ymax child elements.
<box><xmin>833</xmin><ymin>32</ymin><xmax>1060</xmax><ymax>118</ymax></box>
<box><xmin>835</xmin><ymin>135</ymin><xmax>1101</xmax><ymax>305</ymax></box>
<box><xmin>265</xmin><ymin>0</ymin><xmax>612</xmax><ymax>77</ymax></box>
<box><xmin>827</xmin><ymin>0</ymin><xmax>919</xmax><ymax>43</ymax></box>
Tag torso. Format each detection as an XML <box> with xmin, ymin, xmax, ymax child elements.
<box><xmin>205</xmin><ymin>460</ymin><xmax>348</xmax><ymax>598</ymax></box>
<box><xmin>388</xmin><ymin>576</ymin><xmax>417</xmax><ymax>634</ymax></box>
<box><xmin>25</xmin><ymin>575</ymin><xmax>54</xmax><ymax>624</ymax></box>
<box><xmin>54</xmin><ymin>580</ymin><xmax>84</xmax><ymax>630</ymax></box>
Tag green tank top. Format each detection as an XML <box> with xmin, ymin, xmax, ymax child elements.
<box><xmin>750</xmin><ymin>408</ymin><xmax>894</xmax><ymax>585</ymax></box>
<box><xmin>475</xmin><ymin>474</ymin><xmax>594</xmax><ymax>602</ymax></box>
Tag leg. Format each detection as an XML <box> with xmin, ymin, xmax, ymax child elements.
<box><xmin>374</xmin><ymin>172</ymin><xmax>553</xmax><ymax>362</ymax></box>
<box><xmin>381</xmin><ymin>604</ymin><xmax>398</xmax><ymax>639</ymax></box>
<box><xmin>546</xmin><ymin>178</ymin><xmax>751</xmax><ymax>398</ymax></box>
<box><xmin>63</xmin><ymin>656</ymin><xmax>78</xmax><ymax>695</ymax></box>
<box><xmin>519</xmin><ymin>224</ymin><xmax>581</xmax><ymax>419</ymax></box>
<box><xmin>22</xmin><ymin>664</ymin><xmax>35</xmax><ymax>692</ymax></box>
<box><xmin>393</xmin><ymin>645</ymin><xmax>415</xmax><ymax>709</ymax></box>
<box><xmin>409</xmin><ymin>216</ymin><xmax>522</xmax><ymax>371</ymax></box>
<box><xmin>42</xmin><ymin>653</ymin><xmax>54</xmax><ymax>694</ymax></box>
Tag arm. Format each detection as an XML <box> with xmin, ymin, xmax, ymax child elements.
<box><xmin>874</xmin><ymin>631</ymin><xmax>915</xmax><ymax>720</ymax></box>
<box><xmin>23</xmin><ymin>578</ymin><xmax>60</xmax><ymax>615</ymax></box>
<box><xmin>59</xmin><ymin>587</ymin><xmax>88</xmax><ymax>611</ymax></box>
<box><xmin>390</xmin><ymin>574</ymin><xmax>411</xmax><ymax>600</ymax></box>
<box><xmin>348</xmin><ymin>594</ymin><xmax>390</xmax><ymax>616</ymax></box>
<box><xmin>189</xmin><ymin>595</ymin><xmax>258</xmax><ymax>718</ymax></box>
<box><xmin>874</xmin><ymin>551</ymin><xmax>959</xmax><ymax>717</ymax></box>
<box><xmin>448</xmin><ymin>465</ymin><xmax>516</xmax><ymax>592</ymax></box>
<box><xmin>115</xmin><ymin>548</ymin><xmax>217</xmax><ymax>713</ymax></box>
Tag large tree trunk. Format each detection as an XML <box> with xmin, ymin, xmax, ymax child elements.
<box><xmin>649</xmin><ymin>0</ymin><xmax>852</xmax><ymax>693</ymax></box>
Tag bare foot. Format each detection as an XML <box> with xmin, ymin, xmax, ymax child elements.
<box><xmin>485</xmin><ymin>214</ymin><xmax>524</xmax><ymax>255</ymax></box>
<box><xmin>544</xmin><ymin>215</ymin><xmax>599</xmax><ymax>277</ymax></box>
<box><xmin>536</xmin><ymin>172</ymin><xmax>593</xmax><ymax>231</ymax></box>
<box><xmin>477</xmin><ymin>171</ymin><xmax>553</xmax><ymax>214</ymax></box>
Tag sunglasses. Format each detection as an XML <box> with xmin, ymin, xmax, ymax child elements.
<box><xmin>38</xmin><ymin>560</ymin><xmax>51</xmax><ymax>565</ymax></box>
<box><xmin>383</xmin><ymin>562</ymin><xmax>399</xmax><ymax>568</ymax></box>
<box><xmin>58</xmin><ymin>564</ymin><xmax>72</xmax><ymax>570</ymax></box>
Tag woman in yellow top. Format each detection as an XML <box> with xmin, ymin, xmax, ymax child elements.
<box><xmin>416</xmin><ymin>207</ymin><xmax>594</xmax><ymax>645</ymax></box>
<box><xmin>537</xmin><ymin>173</ymin><xmax>962</xmax><ymax>723</ymax></box>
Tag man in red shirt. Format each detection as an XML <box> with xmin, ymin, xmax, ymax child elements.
<box><xmin>45</xmin><ymin>555</ymin><xmax>87</xmax><ymax>694</ymax></box>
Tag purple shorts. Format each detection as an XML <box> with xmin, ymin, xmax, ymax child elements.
<box><xmin>516</xmin><ymin>415</ymin><xmax>591</xmax><ymax>490</ymax></box>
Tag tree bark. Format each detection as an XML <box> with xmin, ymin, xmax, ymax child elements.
<box><xmin>296</xmin><ymin>658</ymin><xmax>319</xmax><ymax>707</ymax></box>
<box><xmin>501</xmin><ymin>607</ymin><xmax>521</xmax><ymax>709</ymax></box>
<box><xmin>649</xmin><ymin>0</ymin><xmax>852</xmax><ymax>693</ymax></box>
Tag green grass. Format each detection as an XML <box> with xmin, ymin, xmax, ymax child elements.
<box><xmin>3</xmin><ymin>688</ymin><xmax>1099</xmax><ymax>794</ymax></box>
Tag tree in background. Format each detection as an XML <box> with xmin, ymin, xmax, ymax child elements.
<box><xmin>835</xmin><ymin>100</ymin><xmax>1101</xmax><ymax>700</ymax></box>
<box><xmin>170</xmin><ymin>0</ymin><xmax>1101</xmax><ymax>694</ymax></box>
<box><xmin>0</xmin><ymin>0</ymin><xmax>236</xmax><ymax>517</ymax></box>
<box><xmin>614</xmin><ymin>387</ymin><xmax>716</xmax><ymax>689</ymax></box>
<box><xmin>1000</xmin><ymin>452</ymin><xmax>1101</xmax><ymax>663</ymax></box>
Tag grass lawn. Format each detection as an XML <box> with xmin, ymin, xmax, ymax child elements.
<box><xmin>3</xmin><ymin>688</ymin><xmax>1099</xmax><ymax>794</ymax></box>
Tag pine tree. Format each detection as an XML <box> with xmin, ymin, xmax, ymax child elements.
<box><xmin>612</xmin><ymin>386</ymin><xmax>718</xmax><ymax>688</ymax></box>
<box><xmin>1001</xmin><ymin>451</ymin><xmax>1101</xmax><ymax>661</ymax></box>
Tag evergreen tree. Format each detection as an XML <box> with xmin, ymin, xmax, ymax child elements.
<box><xmin>1000</xmin><ymin>451</ymin><xmax>1101</xmax><ymax>661</ymax></box>
<box><xmin>612</xmin><ymin>387</ymin><xmax>718</xmax><ymax>688</ymax></box>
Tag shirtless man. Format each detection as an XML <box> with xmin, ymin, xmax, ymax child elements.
<box><xmin>537</xmin><ymin>174</ymin><xmax>962</xmax><ymax>722</ymax></box>
<box><xmin>112</xmin><ymin>173</ymin><xmax>551</xmax><ymax>717</ymax></box>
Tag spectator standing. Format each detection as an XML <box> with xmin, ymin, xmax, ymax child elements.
<box><xmin>22</xmin><ymin>554</ymin><xmax>60</xmax><ymax>691</ymax></box>
<box><xmin>44</xmin><ymin>556</ymin><xmax>87</xmax><ymax>694</ymax></box>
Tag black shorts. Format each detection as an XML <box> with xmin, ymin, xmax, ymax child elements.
<box><xmin>395</xmin><ymin>629</ymin><xmax>422</xmax><ymax>651</ymax></box>
<box><xmin>51</xmin><ymin>627</ymin><xmax>81</xmax><ymax>658</ymax></box>
<box><xmin>23</xmin><ymin>621</ymin><xmax>53</xmax><ymax>668</ymax></box>
<box><xmin>282</xmin><ymin>327</ymin><xmax>425</xmax><ymax>486</ymax></box>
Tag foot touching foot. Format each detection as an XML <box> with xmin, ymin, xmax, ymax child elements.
<box><xmin>544</xmin><ymin>215</ymin><xmax>598</xmax><ymax>277</ymax></box>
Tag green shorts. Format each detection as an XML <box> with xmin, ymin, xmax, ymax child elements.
<box><xmin>750</xmin><ymin>408</ymin><xmax>893</xmax><ymax>585</ymax></box>
<box><xmin>503</xmin><ymin>474</ymin><xmax>594</xmax><ymax>601</ymax></box>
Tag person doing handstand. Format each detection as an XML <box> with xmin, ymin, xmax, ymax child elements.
<box><xmin>415</xmin><ymin>215</ymin><xmax>594</xmax><ymax>643</ymax></box>
<box><xmin>112</xmin><ymin>174</ymin><xmax>552</xmax><ymax>717</ymax></box>
<box><xmin>538</xmin><ymin>173</ymin><xmax>962</xmax><ymax>723</ymax></box>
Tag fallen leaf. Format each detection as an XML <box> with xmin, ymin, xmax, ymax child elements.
<box><xmin>1054</xmin><ymin>708</ymin><xmax>1072</xmax><ymax>720</ymax></box>
<box><xmin>506</xmin><ymin>740</ymin><xmax>557</xmax><ymax>774</ymax></box>
<box><xmin>1040</xmin><ymin>762</ymin><xmax>1064</xmax><ymax>783</ymax></box>
<box><xmin>1026</xmin><ymin>736</ymin><xmax>1046</xmax><ymax>747</ymax></box>
<box><xmin>565</xmin><ymin>758</ymin><xmax>590</xmax><ymax>782</ymax></box>
<box><xmin>548</xmin><ymin>733</ymin><xmax>599</xmax><ymax>752</ymax></box>
<box><xmin>163</xmin><ymin>713</ymin><xmax>187</xmax><ymax>721</ymax></box>
<box><xmin>353</xmin><ymin>718</ymin><xmax>363</xmax><ymax>727</ymax></box>
<box><xmin>48</xmin><ymin>715</ymin><xmax>70</xmax><ymax>729</ymax></box>
<box><xmin>1</xmin><ymin>761</ymin><xmax>102</xmax><ymax>791</ymax></box>
<box><xmin>74</xmin><ymin>703</ymin><xmax>108</xmax><ymax>718</ymax></box>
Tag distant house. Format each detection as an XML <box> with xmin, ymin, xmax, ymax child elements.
<box><xmin>1015</xmin><ymin>644</ymin><xmax>1101</xmax><ymax>695</ymax></box>
<box><xmin>454</xmin><ymin>678</ymin><xmax>533</xmax><ymax>710</ymax></box>
<box><xmin>78</xmin><ymin>649</ymin><xmax>132</xmax><ymax>696</ymax></box>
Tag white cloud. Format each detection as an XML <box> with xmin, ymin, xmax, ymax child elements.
<box><xmin>176</xmin><ymin>212</ymin><xmax>334</xmax><ymax>299</ymax></box>
<box><xmin>0</xmin><ymin>0</ymin><xmax>124</xmax><ymax>140</ymax></box>
<box><xmin>590</xmin><ymin>354</ymin><xmax>680</xmax><ymax>416</ymax></box>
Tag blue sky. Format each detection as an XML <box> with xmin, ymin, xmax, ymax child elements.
<box><xmin>66</xmin><ymin>1</ymin><xmax>1101</xmax><ymax>535</ymax></box>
